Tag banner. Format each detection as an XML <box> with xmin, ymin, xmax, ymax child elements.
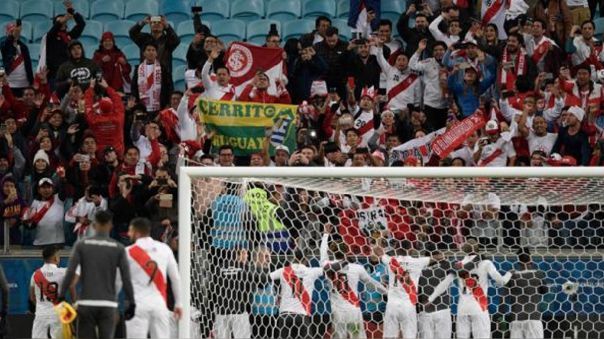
<box><xmin>198</xmin><ymin>98</ymin><xmax>298</xmax><ymax>156</ymax></box>
<box><xmin>432</xmin><ymin>111</ymin><xmax>487</xmax><ymax>159</ymax></box>
<box><xmin>225</xmin><ymin>42</ymin><xmax>285</xmax><ymax>96</ymax></box>
<box><xmin>390</xmin><ymin>128</ymin><xmax>445</xmax><ymax>165</ymax></box>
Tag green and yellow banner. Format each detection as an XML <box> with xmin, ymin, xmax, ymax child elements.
<box><xmin>198</xmin><ymin>98</ymin><xmax>298</xmax><ymax>156</ymax></box>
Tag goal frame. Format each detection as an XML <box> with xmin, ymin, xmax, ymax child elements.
<box><xmin>177</xmin><ymin>166</ymin><xmax>604</xmax><ymax>338</ymax></box>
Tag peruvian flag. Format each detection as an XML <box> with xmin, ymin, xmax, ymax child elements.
<box><xmin>348</xmin><ymin>0</ymin><xmax>381</xmax><ymax>37</ymax></box>
<box><xmin>481</xmin><ymin>0</ymin><xmax>507</xmax><ymax>40</ymax></box>
<box><xmin>225</xmin><ymin>42</ymin><xmax>286</xmax><ymax>96</ymax></box>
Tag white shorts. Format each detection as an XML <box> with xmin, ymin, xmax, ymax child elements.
<box><xmin>332</xmin><ymin>299</ymin><xmax>365</xmax><ymax>339</ymax></box>
<box><xmin>126</xmin><ymin>304</ymin><xmax>171</xmax><ymax>339</ymax></box>
<box><xmin>418</xmin><ymin>309</ymin><xmax>452</xmax><ymax>339</ymax></box>
<box><xmin>509</xmin><ymin>320</ymin><xmax>543</xmax><ymax>339</ymax></box>
<box><xmin>32</xmin><ymin>315</ymin><xmax>61</xmax><ymax>339</ymax></box>
<box><xmin>214</xmin><ymin>312</ymin><xmax>251</xmax><ymax>339</ymax></box>
<box><xmin>456</xmin><ymin>312</ymin><xmax>491</xmax><ymax>339</ymax></box>
<box><xmin>383</xmin><ymin>302</ymin><xmax>417</xmax><ymax>339</ymax></box>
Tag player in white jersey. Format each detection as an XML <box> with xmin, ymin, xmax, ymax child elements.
<box><xmin>29</xmin><ymin>246</ymin><xmax>75</xmax><ymax>339</ymax></box>
<box><xmin>125</xmin><ymin>218</ymin><xmax>182</xmax><ymax>339</ymax></box>
<box><xmin>429</xmin><ymin>240</ymin><xmax>511</xmax><ymax>339</ymax></box>
<box><xmin>374</xmin><ymin>240</ymin><xmax>440</xmax><ymax>339</ymax></box>
<box><xmin>320</xmin><ymin>224</ymin><xmax>387</xmax><ymax>339</ymax></box>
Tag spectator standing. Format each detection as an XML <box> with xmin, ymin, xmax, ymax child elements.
<box><xmin>447</xmin><ymin>64</ymin><xmax>496</xmax><ymax>118</ymax></box>
<box><xmin>56</xmin><ymin>41</ymin><xmax>101</xmax><ymax>96</ymax></box>
<box><xmin>238</xmin><ymin>71</ymin><xmax>291</xmax><ymax>104</ymax></box>
<box><xmin>314</xmin><ymin>27</ymin><xmax>350</xmax><ymax>99</ymax></box>
<box><xmin>397</xmin><ymin>6</ymin><xmax>435</xmax><ymax>57</ymax></box>
<box><xmin>552</xmin><ymin>106</ymin><xmax>592</xmax><ymax>164</ymax></box>
<box><xmin>474</xmin><ymin>120</ymin><xmax>517</xmax><ymax>167</ymax></box>
<box><xmin>22</xmin><ymin>175</ymin><xmax>68</xmax><ymax>247</ymax></box>
<box><xmin>132</xmin><ymin>42</ymin><xmax>173</xmax><ymax>115</ymax></box>
<box><xmin>346</xmin><ymin>39</ymin><xmax>382</xmax><ymax>99</ymax></box>
<box><xmin>567</xmin><ymin>0</ymin><xmax>591</xmax><ymax>26</ymax></box>
<box><xmin>0</xmin><ymin>176</ymin><xmax>27</xmax><ymax>246</ymax></box>
<box><xmin>43</xmin><ymin>0</ymin><xmax>86</xmax><ymax>83</ymax></box>
<box><xmin>129</xmin><ymin>16</ymin><xmax>180</xmax><ymax>75</ymax></box>
<box><xmin>289</xmin><ymin>36</ymin><xmax>329</xmax><ymax>103</ymax></box>
<box><xmin>524</xmin><ymin>20</ymin><xmax>566</xmax><ymax>76</ymax></box>
<box><xmin>313</xmin><ymin>16</ymin><xmax>332</xmax><ymax>44</ymax></box>
<box><xmin>1</xmin><ymin>21</ymin><xmax>34</xmax><ymax>95</ymax></box>
<box><xmin>185</xmin><ymin>9</ymin><xmax>212</xmax><ymax>70</ymax></box>
<box><xmin>84</xmin><ymin>78</ymin><xmax>125</xmax><ymax>157</ymax></box>
<box><xmin>92</xmin><ymin>32</ymin><xmax>132</xmax><ymax>93</ymax></box>
<box><xmin>377</xmin><ymin>20</ymin><xmax>402</xmax><ymax>53</ymax></box>
<box><xmin>201</xmin><ymin>49</ymin><xmax>236</xmax><ymax>101</ymax></box>
<box><xmin>568</xmin><ymin>21</ymin><xmax>602</xmax><ymax>70</ymax></box>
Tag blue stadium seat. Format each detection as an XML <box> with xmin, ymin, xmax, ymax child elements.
<box><xmin>595</xmin><ymin>17</ymin><xmax>604</xmax><ymax>39</ymax></box>
<box><xmin>28</xmin><ymin>43</ymin><xmax>41</xmax><ymax>61</ymax></box>
<box><xmin>104</xmin><ymin>20</ymin><xmax>136</xmax><ymax>47</ymax></box>
<box><xmin>212</xmin><ymin>19</ymin><xmax>246</xmax><ymax>44</ymax></box>
<box><xmin>79</xmin><ymin>20</ymin><xmax>103</xmax><ymax>46</ymax></box>
<box><xmin>18</xmin><ymin>20</ymin><xmax>32</xmax><ymax>43</ymax></box>
<box><xmin>173</xmin><ymin>64</ymin><xmax>187</xmax><ymax>91</ymax></box>
<box><xmin>172</xmin><ymin>43</ymin><xmax>188</xmax><ymax>68</ymax></box>
<box><xmin>83</xmin><ymin>41</ymin><xmax>98</xmax><ymax>57</ymax></box>
<box><xmin>336</xmin><ymin>0</ymin><xmax>349</xmax><ymax>18</ymax></box>
<box><xmin>33</xmin><ymin>21</ymin><xmax>51</xmax><ymax>43</ymax></box>
<box><xmin>246</xmin><ymin>19</ymin><xmax>280</xmax><ymax>45</ymax></box>
<box><xmin>162</xmin><ymin>1</ymin><xmax>189</xmax><ymax>26</ymax></box>
<box><xmin>332</xmin><ymin>19</ymin><xmax>351</xmax><ymax>41</ymax></box>
<box><xmin>382</xmin><ymin>0</ymin><xmax>405</xmax><ymax>23</ymax></box>
<box><xmin>90</xmin><ymin>0</ymin><xmax>124</xmax><ymax>24</ymax></box>
<box><xmin>54</xmin><ymin>1</ymin><xmax>90</xmax><ymax>19</ymax></box>
<box><xmin>302</xmin><ymin>0</ymin><xmax>335</xmax><ymax>18</ymax></box>
<box><xmin>124</xmin><ymin>0</ymin><xmax>158</xmax><ymax>22</ymax></box>
<box><xmin>121</xmin><ymin>43</ymin><xmax>140</xmax><ymax>65</ymax></box>
<box><xmin>231</xmin><ymin>0</ymin><xmax>264</xmax><ymax>23</ymax></box>
<box><xmin>20</xmin><ymin>0</ymin><xmax>53</xmax><ymax>22</ymax></box>
<box><xmin>266</xmin><ymin>0</ymin><xmax>300</xmax><ymax>22</ymax></box>
<box><xmin>176</xmin><ymin>20</ymin><xmax>213</xmax><ymax>47</ymax></box>
<box><xmin>0</xmin><ymin>1</ymin><xmax>20</xmax><ymax>22</ymax></box>
<box><xmin>282</xmin><ymin>19</ymin><xmax>314</xmax><ymax>41</ymax></box>
<box><xmin>199</xmin><ymin>0</ymin><xmax>229</xmax><ymax>23</ymax></box>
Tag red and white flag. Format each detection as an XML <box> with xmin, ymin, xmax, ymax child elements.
<box><xmin>481</xmin><ymin>0</ymin><xmax>507</xmax><ymax>40</ymax></box>
<box><xmin>225</xmin><ymin>42</ymin><xmax>286</xmax><ymax>96</ymax></box>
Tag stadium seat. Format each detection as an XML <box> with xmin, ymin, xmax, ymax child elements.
<box><xmin>162</xmin><ymin>0</ymin><xmax>189</xmax><ymax>26</ymax></box>
<box><xmin>79</xmin><ymin>20</ymin><xmax>103</xmax><ymax>46</ymax></box>
<box><xmin>0</xmin><ymin>1</ymin><xmax>19</xmax><ymax>22</ymax></box>
<box><xmin>247</xmin><ymin>19</ymin><xmax>280</xmax><ymax>45</ymax></box>
<box><xmin>595</xmin><ymin>17</ymin><xmax>604</xmax><ymax>39</ymax></box>
<box><xmin>104</xmin><ymin>20</ymin><xmax>136</xmax><ymax>47</ymax></box>
<box><xmin>382</xmin><ymin>0</ymin><xmax>405</xmax><ymax>24</ymax></box>
<box><xmin>199</xmin><ymin>0</ymin><xmax>229</xmax><ymax>23</ymax></box>
<box><xmin>121</xmin><ymin>43</ymin><xmax>140</xmax><ymax>65</ymax></box>
<box><xmin>336</xmin><ymin>0</ymin><xmax>349</xmax><ymax>19</ymax></box>
<box><xmin>90</xmin><ymin>0</ymin><xmax>124</xmax><ymax>24</ymax></box>
<box><xmin>82</xmin><ymin>41</ymin><xmax>98</xmax><ymax>56</ymax></box>
<box><xmin>332</xmin><ymin>19</ymin><xmax>351</xmax><ymax>41</ymax></box>
<box><xmin>124</xmin><ymin>0</ymin><xmax>158</xmax><ymax>22</ymax></box>
<box><xmin>212</xmin><ymin>19</ymin><xmax>246</xmax><ymax>44</ymax></box>
<box><xmin>18</xmin><ymin>20</ymin><xmax>33</xmax><ymax>43</ymax></box>
<box><xmin>266</xmin><ymin>0</ymin><xmax>300</xmax><ymax>22</ymax></box>
<box><xmin>28</xmin><ymin>43</ymin><xmax>41</xmax><ymax>62</ymax></box>
<box><xmin>20</xmin><ymin>0</ymin><xmax>53</xmax><ymax>22</ymax></box>
<box><xmin>33</xmin><ymin>21</ymin><xmax>51</xmax><ymax>43</ymax></box>
<box><xmin>173</xmin><ymin>64</ymin><xmax>187</xmax><ymax>91</ymax></box>
<box><xmin>231</xmin><ymin>0</ymin><xmax>265</xmax><ymax>23</ymax></box>
<box><xmin>282</xmin><ymin>19</ymin><xmax>314</xmax><ymax>41</ymax></box>
<box><xmin>54</xmin><ymin>1</ymin><xmax>90</xmax><ymax>19</ymax></box>
<box><xmin>172</xmin><ymin>43</ymin><xmax>188</xmax><ymax>69</ymax></box>
<box><xmin>302</xmin><ymin>0</ymin><xmax>335</xmax><ymax>18</ymax></box>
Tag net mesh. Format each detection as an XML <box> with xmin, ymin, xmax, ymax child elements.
<box><xmin>187</xmin><ymin>175</ymin><xmax>604</xmax><ymax>339</ymax></box>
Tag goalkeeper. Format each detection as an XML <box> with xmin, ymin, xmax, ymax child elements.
<box><xmin>59</xmin><ymin>211</ymin><xmax>135</xmax><ymax>339</ymax></box>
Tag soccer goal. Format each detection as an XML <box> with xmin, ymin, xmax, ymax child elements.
<box><xmin>178</xmin><ymin>167</ymin><xmax>604</xmax><ymax>339</ymax></box>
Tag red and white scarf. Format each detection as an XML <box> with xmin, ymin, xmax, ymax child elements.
<box><xmin>531</xmin><ymin>37</ymin><xmax>553</xmax><ymax>65</ymax></box>
<box><xmin>500</xmin><ymin>48</ymin><xmax>526</xmax><ymax>92</ymax></box>
<box><xmin>137</xmin><ymin>61</ymin><xmax>162</xmax><ymax>112</ymax></box>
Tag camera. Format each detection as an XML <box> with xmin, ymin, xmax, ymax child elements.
<box><xmin>95</xmin><ymin>71</ymin><xmax>102</xmax><ymax>82</ymax></box>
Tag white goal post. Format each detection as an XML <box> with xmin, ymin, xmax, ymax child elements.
<box><xmin>177</xmin><ymin>167</ymin><xmax>604</xmax><ymax>339</ymax></box>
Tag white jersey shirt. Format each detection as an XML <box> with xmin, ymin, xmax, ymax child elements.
<box><xmin>475</xmin><ymin>137</ymin><xmax>516</xmax><ymax>167</ymax></box>
<box><xmin>373</xmin><ymin>46</ymin><xmax>420</xmax><ymax>111</ymax></box>
<box><xmin>382</xmin><ymin>255</ymin><xmax>431</xmax><ymax>306</ymax></box>
<box><xmin>457</xmin><ymin>255</ymin><xmax>512</xmax><ymax>315</ymax></box>
<box><xmin>527</xmin><ymin>131</ymin><xmax>558</xmax><ymax>156</ymax></box>
<box><xmin>126</xmin><ymin>237</ymin><xmax>181</xmax><ymax>309</ymax></box>
<box><xmin>270</xmin><ymin>264</ymin><xmax>323</xmax><ymax>315</ymax></box>
<box><xmin>30</xmin><ymin>263</ymin><xmax>66</xmax><ymax>317</ymax></box>
<box><xmin>201</xmin><ymin>61</ymin><xmax>236</xmax><ymax>101</ymax></box>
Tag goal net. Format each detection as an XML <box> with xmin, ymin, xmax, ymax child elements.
<box><xmin>177</xmin><ymin>167</ymin><xmax>604</xmax><ymax>339</ymax></box>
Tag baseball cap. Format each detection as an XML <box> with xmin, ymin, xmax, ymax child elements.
<box><xmin>275</xmin><ymin>145</ymin><xmax>290</xmax><ymax>154</ymax></box>
<box><xmin>38</xmin><ymin>178</ymin><xmax>54</xmax><ymax>186</ymax></box>
<box><xmin>485</xmin><ymin>120</ymin><xmax>499</xmax><ymax>134</ymax></box>
<box><xmin>103</xmin><ymin>146</ymin><xmax>116</xmax><ymax>154</ymax></box>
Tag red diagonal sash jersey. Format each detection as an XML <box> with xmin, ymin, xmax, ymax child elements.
<box><xmin>389</xmin><ymin>258</ymin><xmax>418</xmax><ymax>305</ymax></box>
<box><xmin>387</xmin><ymin>73</ymin><xmax>418</xmax><ymax>104</ymax></box>
<box><xmin>465</xmin><ymin>277</ymin><xmax>488</xmax><ymax>311</ymax></box>
<box><xmin>283</xmin><ymin>265</ymin><xmax>312</xmax><ymax>316</ymax></box>
<box><xmin>128</xmin><ymin>245</ymin><xmax>168</xmax><ymax>305</ymax></box>
<box><xmin>33</xmin><ymin>269</ymin><xmax>59</xmax><ymax>305</ymax></box>
<box><xmin>326</xmin><ymin>270</ymin><xmax>360</xmax><ymax>307</ymax></box>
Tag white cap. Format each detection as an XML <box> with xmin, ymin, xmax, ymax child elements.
<box><xmin>275</xmin><ymin>145</ymin><xmax>290</xmax><ymax>154</ymax></box>
<box><xmin>567</xmin><ymin>106</ymin><xmax>585</xmax><ymax>122</ymax></box>
<box><xmin>485</xmin><ymin>120</ymin><xmax>499</xmax><ymax>134</ymax></box>
<box><xmin>38</xmin><ymin>177</ymin><xmax>54</xmax><ymax>186</ymax></box>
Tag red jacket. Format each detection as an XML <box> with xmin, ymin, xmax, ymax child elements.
<box><xmin>238</xmin><ymin>84</ymin><xmax>292</xmax><ymax>104</ymax></box>
<box><xmin>84</xmin><ymin>86</ymin><xmax>125</xmax><ymax>156</ymax></box>
<box><xmin>92</xmin><ymin>48</ymin><xmax>132</xmax><ymax>91</ymax></box>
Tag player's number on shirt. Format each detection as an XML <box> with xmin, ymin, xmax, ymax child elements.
<box><xmin>145</xmin><ymin>260</ymin><xmax>159</xmax><ymax>285</ymax></box>
<box><xmin>41</xmin><ymin>282</ymin><xmax>58</xmax><ymax>302</ymax></box>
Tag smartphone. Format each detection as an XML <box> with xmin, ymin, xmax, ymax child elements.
<box><xmin>95</xmin><ymin>71</ymin><xmax>102</xmax><ymax>82</ymax></box>
<box><xmin>347</xmin><ymin>76</ymin><xmax>355</xmax><ymax>89</ymax></box>
<box><xmin>329</xmin><ymin>87</ymin><xmax>337</xmax><ymax>93</ymax></box>
<box><xmin>135</xmin><ymin>162</ymin><xmax>145</xmax><ymax>175</ymax></box>
<box><xmin>15</xmin><ymin>19</ymin><xmax>21</xmax><ymax>26</ymax></box>
<box><xmin>191</xmin><ymin>6</ymin><xmax>203</xmax><ymax>13</ymax></box>
<box><xmin>270</xmin><ymin>23</ymin><xmax>277</xmax><ymax>33</ymax></box>
<box><xmin>544</xmin><ymin>73</ymin><xmax>554</xmax><ymax>80</ymax></box>
<box><xmin>150</xmin><ymin>16</ymin><xmax>162</xmax><ymax>22</ymax></box>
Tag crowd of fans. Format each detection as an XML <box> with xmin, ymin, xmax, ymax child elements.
<box><xmin>0</xmin><ymin>0</ymin><xmax>604</xmax><ymax>248</ymax></box>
